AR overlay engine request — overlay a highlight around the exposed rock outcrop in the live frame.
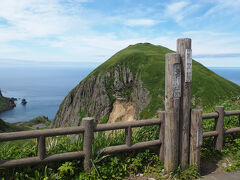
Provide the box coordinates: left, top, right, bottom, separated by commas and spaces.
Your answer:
52, 65, 151, 128
108, 100, 135, 123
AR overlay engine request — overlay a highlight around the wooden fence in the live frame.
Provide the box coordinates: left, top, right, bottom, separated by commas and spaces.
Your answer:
0, 38, 240, 173
190, 108, 240, 168
0, 118, 163, 171
0, 108, 239, 172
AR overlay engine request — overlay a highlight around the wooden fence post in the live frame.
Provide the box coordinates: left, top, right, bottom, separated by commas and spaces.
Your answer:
83, 117, 94, 172
215, 106, 224, 150
177, 38, 192, 169
238, 114, 240, 127
190, 108, 202, 168
158, 110, 165, 162
164, 53, 181, 172
125, 127, 132, 147
37, 136, 46, 160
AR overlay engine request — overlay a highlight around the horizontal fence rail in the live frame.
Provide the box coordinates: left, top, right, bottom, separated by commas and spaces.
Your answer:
0, 151, 85, 169
202, 108, 240, 150
95, 118, 161, 132
0, 126, 85, 141
98, 140, 161, 155
0, 117, 163, 170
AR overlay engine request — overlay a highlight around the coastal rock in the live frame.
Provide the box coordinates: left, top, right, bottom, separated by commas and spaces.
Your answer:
0, 91, 16, 113
21, 98, 27, 105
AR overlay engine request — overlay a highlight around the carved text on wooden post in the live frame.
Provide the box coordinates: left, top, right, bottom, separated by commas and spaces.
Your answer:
185, 49, 192, 82
196, 127, 202, 148
172, 64, 181, 98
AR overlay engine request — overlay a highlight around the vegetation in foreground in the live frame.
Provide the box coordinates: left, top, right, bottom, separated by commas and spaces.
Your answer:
0, 97, 239, 179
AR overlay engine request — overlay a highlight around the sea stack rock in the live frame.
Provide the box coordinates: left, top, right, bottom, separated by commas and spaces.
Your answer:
21, 98, 27, 105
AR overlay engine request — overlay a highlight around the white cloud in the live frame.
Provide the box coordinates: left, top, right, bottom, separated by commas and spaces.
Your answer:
183, 30, 240, 55
0, 0, 239, 68
0, 0, 88, 42
165, 1, 189, 22
204, 0, 240, 17
124, 19, 159, 27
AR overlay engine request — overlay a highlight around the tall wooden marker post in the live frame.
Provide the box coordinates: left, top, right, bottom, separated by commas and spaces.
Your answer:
164, 53, 181, 172
177, 38, 192, 169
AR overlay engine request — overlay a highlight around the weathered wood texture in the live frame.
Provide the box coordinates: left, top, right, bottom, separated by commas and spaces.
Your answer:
82, 117, 94, 172
0, 118, 163, 169
0, 126, 85, 142
158, 110, 165, 162
189, 109, 202, 168
95, 118, 161, 131
202, 112, 218, 119
98, 140, 161, 154
0, 151, 85, 168
37, 136, 46, 160
164, 53, 181, 172
214, 106, 224, 150
201, 109, 240, 137
177, 38, 192, 169
239, 114, 240, 127
225, 127, 240, 134
125, 127, 132, 147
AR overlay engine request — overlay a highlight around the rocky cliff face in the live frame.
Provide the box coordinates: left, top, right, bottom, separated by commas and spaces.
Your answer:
53, 65, 150, 128
52, 43, 240, 128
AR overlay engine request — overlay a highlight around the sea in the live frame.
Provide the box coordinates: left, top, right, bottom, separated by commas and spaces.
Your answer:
0, 63, 239, 123
0, 62, 97, 123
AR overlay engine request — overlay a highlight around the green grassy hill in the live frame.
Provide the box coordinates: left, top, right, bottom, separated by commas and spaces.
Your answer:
90, 43, 239, 107
53, 43, 240, 127
0, 116, 50, 133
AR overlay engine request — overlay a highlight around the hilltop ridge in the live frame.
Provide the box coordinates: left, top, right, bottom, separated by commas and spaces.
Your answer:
52, 43, 240, 128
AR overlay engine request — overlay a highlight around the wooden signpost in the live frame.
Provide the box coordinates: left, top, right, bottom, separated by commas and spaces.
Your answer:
164, 53, 181, 172
164, 38, 192, 172
177, 38, 192, 169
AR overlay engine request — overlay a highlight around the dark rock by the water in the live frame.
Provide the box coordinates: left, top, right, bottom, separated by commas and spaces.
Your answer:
9, 99, 16, 108
11, 97, 17, 101
0, 90, 2, 97
21, 98, 27, 105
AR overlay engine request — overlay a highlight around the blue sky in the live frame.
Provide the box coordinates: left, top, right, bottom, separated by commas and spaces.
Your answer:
0, 0, 240, 67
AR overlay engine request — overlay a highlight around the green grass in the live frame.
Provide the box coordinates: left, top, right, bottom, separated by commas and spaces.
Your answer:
0, 116, 50, 133
0, 96, 12, 112
53, 43, 240, 125
0, 98, 239, 179
0, 118, 31, 133
0, 129, 199, 180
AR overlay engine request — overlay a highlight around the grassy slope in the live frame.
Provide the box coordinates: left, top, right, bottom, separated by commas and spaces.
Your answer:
62, 43, 240, 120
0, 116, 50, 133
0, 118, 28, 133
0, 96, 12, 112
